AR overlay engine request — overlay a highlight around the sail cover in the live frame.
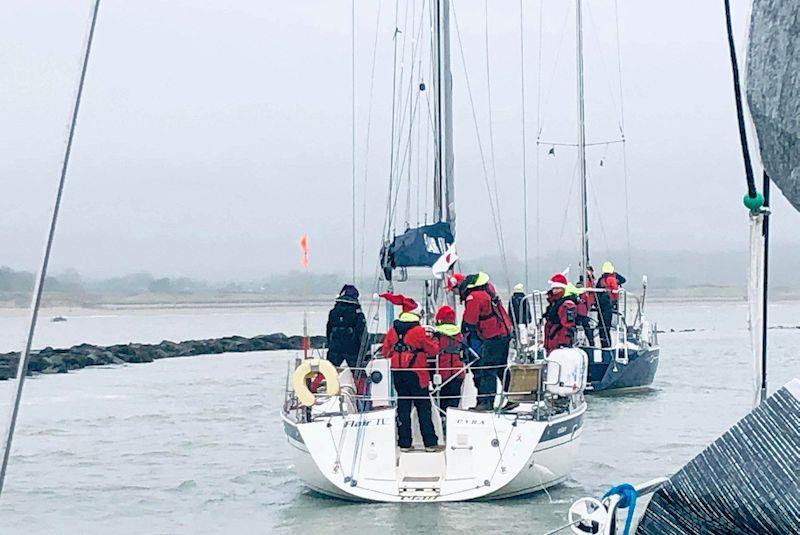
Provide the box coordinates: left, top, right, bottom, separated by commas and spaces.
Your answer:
382, 222, 454, 270
746, 1, 800, 210
637, 379, 800, 534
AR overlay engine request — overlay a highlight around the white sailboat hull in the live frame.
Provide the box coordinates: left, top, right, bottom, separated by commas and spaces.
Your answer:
283, 403, 585, 502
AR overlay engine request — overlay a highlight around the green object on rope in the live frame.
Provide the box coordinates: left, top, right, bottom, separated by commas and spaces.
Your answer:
743, 191, 765, 211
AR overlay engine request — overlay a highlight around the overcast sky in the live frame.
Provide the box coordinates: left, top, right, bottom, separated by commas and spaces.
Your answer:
1, 0, 797, 282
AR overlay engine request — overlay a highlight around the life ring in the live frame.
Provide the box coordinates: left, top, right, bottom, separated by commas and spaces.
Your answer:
292, 358, 340, 407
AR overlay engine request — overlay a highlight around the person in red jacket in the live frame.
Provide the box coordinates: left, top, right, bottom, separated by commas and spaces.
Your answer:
432, 305, 465, 415
447, 272, 513, 411
543, 273, 579, 353
380, 294, 439, 451
596, 261, 627, 347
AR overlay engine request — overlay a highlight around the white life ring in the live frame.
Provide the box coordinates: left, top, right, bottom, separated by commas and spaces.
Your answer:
292, 358, 340, 407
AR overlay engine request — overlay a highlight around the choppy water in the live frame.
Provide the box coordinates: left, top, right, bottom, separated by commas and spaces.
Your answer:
0, 300, 797, 534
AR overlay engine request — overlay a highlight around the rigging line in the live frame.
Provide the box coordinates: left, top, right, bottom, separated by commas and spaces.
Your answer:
352, 0, 357, 282
723, 0, 756, 198
584, 2, 623, 132
520, 0, 529, 290
388, 90, 425, 229
389, 0, 411, 218
484, 0, 499, 208
613, 0, 633, 274
587, 172, 611, 260
483, 0, 509, 289
613, 0, 626, 132
359, 0, 384, 286
553, 157, 581, 262
537, 3, 573, 139
388, 3, 423, 198
538, 139, 623, 147
0, 0, 101, 496
383, 0, 402, 244
451, 0, 511, 290
535, 0, 543, 284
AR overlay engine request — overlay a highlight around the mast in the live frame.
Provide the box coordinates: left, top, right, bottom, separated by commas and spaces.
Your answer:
575, 0, 590, 277
434, 0, 455, 306
434, 0, 455, 234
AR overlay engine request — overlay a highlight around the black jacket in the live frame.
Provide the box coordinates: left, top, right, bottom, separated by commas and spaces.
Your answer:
326, 296, 367, 366
509, 292, 532, 325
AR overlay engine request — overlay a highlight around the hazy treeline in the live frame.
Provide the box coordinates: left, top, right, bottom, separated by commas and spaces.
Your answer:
1, 245, 798, 306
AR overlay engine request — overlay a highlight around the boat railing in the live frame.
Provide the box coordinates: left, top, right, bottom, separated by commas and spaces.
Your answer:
283, 354, 580, 422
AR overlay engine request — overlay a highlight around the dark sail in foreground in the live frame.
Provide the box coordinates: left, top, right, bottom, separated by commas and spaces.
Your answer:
747, 1, 800, 210
637, 379, 800, 534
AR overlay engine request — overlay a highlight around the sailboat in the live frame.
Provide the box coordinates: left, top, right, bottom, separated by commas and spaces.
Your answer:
281, 0, 588, 502
562, 1, 800, 532
530, 0, 660, 393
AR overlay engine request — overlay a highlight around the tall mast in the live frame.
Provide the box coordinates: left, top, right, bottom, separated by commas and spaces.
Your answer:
434, 0, 455, 235
433, 0, 455, 306
576, 0, 590, 276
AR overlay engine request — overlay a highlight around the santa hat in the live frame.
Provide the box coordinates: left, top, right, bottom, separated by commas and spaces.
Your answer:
548, 273, 568, 289
434, 305, 456, 324
379, 292, 421, 315
445, 272, 465, 292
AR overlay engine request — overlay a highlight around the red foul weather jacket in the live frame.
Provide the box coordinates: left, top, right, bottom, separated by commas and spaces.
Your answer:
462, 283, 513, 341
598, 273, 621, 302
433, 327, 465, 381
381, 320, 439, 388
544, 296, 578, 353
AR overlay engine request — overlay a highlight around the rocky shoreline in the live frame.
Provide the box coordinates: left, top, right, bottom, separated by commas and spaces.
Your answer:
0, 333, 331, 380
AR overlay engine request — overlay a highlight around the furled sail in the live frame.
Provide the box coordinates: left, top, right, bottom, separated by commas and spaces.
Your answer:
746, 1, 800, 210
380, 221, 454, 279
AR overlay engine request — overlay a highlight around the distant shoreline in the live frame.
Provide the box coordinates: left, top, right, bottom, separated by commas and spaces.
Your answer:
0, 287, 798, 312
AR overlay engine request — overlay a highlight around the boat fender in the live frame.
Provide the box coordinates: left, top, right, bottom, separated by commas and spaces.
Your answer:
292, 358, 340, 407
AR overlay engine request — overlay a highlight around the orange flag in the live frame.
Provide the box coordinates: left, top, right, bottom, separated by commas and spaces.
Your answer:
299, 234, 309, 268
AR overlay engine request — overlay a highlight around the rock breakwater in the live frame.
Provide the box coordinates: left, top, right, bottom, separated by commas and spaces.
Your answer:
0, 333, 331, 380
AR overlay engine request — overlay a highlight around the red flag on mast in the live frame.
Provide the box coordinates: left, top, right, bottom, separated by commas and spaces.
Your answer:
299, 234, 309, 269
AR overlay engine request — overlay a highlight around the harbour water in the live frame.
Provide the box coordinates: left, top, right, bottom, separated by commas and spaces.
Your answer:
0, 299, 797, 534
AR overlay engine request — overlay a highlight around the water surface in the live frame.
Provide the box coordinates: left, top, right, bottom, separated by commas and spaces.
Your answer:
0, 300, 797, 534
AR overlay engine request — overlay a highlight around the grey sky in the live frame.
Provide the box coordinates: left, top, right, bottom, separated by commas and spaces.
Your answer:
1, 0, 797, 282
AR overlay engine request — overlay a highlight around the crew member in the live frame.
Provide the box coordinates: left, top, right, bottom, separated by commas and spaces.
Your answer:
380, 294, 439, 452
543, 274, 579, 353
432, 305, 464, 415
508, 283, 532, 345
576, 267, 596, 348
596, 261, 627, 347
447, 272, 513, 411
325, 284, 367, 368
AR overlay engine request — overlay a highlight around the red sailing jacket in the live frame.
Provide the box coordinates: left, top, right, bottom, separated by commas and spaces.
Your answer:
544, 296, 578, 352
381, 320, 438, 388
598, 273, 620, 302
462, 283, 513, 341
433, 327, 465, 381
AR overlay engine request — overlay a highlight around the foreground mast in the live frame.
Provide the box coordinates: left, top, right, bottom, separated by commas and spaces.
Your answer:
575, 0, 590, 275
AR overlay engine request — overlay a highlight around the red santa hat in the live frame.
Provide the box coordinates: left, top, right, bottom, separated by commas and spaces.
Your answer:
434, 305, 456, 324
379, 293, 421, 315
444, 272, 465, 292
548, 273, 568, 289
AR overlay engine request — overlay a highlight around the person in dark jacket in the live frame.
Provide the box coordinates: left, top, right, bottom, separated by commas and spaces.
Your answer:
596, 262, 627, 347
325, 284, 367, 368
